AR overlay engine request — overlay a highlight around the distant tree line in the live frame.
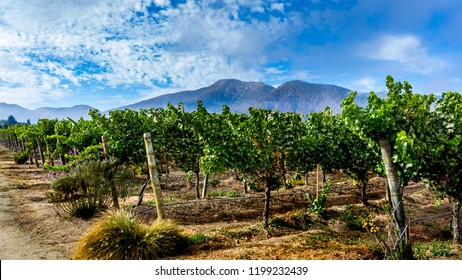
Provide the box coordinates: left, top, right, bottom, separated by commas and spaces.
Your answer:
0, 115, 31, 128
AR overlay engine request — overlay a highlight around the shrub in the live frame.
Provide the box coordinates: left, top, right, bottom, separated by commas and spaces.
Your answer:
13, 151, 29, 164
48, 173, 84, 202
48, 159, 136, 218
72, 211, 187, 260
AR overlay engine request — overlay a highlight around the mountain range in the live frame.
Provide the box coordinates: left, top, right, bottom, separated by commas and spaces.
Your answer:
113, 79, 354, 114
0, 104, 95, 123
1, 79, 375, 123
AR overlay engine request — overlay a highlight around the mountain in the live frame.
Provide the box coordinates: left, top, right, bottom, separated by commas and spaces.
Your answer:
1, 79, 374, 123
115, 79, 354, 115
256, 80, 352, 114
114, 79, 275, 113
0, 103, 95, 123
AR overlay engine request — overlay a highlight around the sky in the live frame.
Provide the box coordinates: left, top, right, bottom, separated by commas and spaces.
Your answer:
0, 0, 461, 111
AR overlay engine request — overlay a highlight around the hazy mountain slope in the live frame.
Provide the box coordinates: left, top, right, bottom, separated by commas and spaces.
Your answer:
0, 103, 94, 123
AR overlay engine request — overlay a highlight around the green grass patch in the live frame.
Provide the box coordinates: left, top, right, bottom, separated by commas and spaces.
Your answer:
413, 241, 456, 260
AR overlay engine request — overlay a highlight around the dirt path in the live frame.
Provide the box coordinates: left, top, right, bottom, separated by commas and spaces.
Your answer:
0, 148, 89, 260
0, 172, 56, 259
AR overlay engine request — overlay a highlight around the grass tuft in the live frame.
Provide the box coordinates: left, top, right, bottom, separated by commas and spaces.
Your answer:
72, 210, 187, 260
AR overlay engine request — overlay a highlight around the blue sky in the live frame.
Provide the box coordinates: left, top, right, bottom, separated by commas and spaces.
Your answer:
0, 0, 461, 110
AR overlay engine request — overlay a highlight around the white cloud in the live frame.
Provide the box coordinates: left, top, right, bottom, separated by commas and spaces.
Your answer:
364, 34, 448, 75
0, 86, 67, 108
270, 3, 285, 13
153, 0, 170, 7
0, 0, 301, 108
251, 6, 265, 13
351, 76, 379, 92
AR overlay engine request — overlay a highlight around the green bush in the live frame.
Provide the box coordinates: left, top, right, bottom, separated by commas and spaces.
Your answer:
48, 173, 84, 202
72, 211, 187, 260
13, 151, 29, 164
48, 159, 136, 218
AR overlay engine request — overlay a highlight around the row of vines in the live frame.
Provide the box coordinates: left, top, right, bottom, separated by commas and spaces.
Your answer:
1, 76, 461, 259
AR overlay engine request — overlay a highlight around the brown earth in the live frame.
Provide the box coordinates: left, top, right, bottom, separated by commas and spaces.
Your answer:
0, 146, 460, 260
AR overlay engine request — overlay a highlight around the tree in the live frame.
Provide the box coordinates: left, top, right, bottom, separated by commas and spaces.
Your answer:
36, 118, 58, 165
6, 115, 18, 126
336, 117, 380, 205
341, 76, 434, 259
236, 108, 302, 227
397, 91, 462, 243
161, 103, 204, 199
199, 105, 253, 194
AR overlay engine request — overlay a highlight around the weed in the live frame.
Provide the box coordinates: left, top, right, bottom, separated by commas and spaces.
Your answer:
208, 189, 239, 198
187, 233, 218, 245
225, 190, 239, 197
306, 182, 332, 215
13, 150, 29, 164
209, 177, 220, 188
269, 210, 313, 231
339, 205, 370, 231
413, 241, 456, 260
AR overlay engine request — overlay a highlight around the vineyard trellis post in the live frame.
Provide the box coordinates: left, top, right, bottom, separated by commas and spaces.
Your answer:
144, 132, 165, 220
101, 134, 109, 159
201, 173, 209, 198
316, 163, 321, 199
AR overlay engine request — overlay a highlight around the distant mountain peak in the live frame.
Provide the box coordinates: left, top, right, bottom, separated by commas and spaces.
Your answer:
113, 79, 356, 114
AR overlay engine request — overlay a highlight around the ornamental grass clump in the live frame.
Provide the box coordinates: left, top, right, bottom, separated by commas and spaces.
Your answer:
72, 211, 187, 260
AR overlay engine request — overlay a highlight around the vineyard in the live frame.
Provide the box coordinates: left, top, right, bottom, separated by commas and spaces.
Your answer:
0, 76, 461, 260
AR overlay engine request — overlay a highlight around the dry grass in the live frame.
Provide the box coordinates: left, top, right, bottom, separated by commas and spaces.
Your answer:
72, 210, 186, 260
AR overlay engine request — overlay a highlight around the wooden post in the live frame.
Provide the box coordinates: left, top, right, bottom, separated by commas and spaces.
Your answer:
316, 163, 321, 200
144, 132, 165, 220
194, 172, 200, 199
102, 134, 109, 158
201, 173, 209, 198
453, 202, 461, 244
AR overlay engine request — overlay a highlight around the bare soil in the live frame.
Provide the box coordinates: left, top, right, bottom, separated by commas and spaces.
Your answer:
0, 146, 460, 260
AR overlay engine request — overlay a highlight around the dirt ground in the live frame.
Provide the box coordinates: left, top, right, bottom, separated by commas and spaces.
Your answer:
0, 146, 460, 260
0, 147, 92, 260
